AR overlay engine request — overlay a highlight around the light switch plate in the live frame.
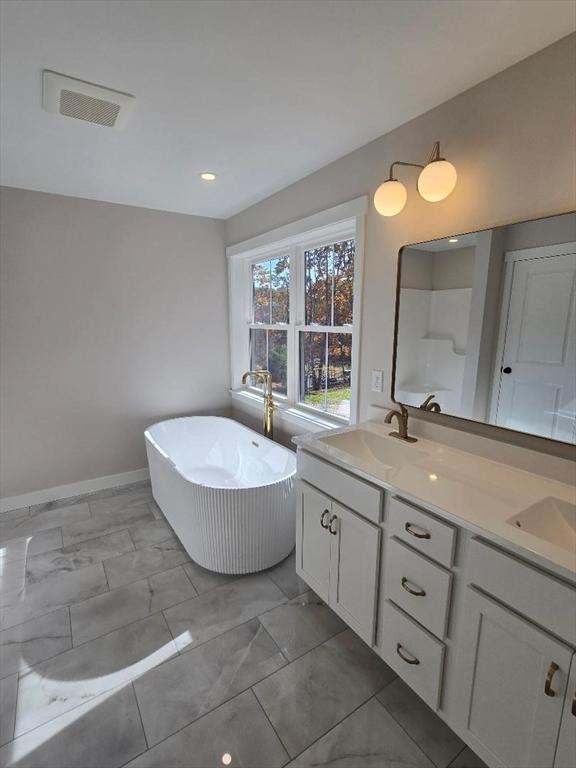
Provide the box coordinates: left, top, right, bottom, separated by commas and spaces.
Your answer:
371, 369, 383, 392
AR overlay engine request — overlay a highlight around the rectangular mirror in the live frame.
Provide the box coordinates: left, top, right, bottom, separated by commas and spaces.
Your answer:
393, 212, 576, 445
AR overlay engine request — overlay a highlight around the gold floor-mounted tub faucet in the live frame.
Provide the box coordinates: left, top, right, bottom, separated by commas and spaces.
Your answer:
242, 370, 276, 439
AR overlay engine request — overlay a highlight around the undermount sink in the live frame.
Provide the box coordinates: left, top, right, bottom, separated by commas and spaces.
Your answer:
318, 428, 426, 468
507, 497, 576, 553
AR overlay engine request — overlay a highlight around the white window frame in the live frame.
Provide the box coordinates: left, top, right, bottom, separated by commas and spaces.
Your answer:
227, 197, 367, 430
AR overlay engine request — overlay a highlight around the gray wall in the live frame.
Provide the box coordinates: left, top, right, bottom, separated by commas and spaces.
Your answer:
503, 212, 576, 251
401, 247, 475, 290
226, 34, 576, 470
432, 248, 475, 290
0, 188, 230, 498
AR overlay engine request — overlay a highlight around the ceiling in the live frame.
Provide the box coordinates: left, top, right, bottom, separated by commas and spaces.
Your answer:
1, 1, 574, 219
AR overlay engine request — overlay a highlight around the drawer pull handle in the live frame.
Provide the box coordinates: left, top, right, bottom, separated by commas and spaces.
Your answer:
401, 577, 426, 597
405, 522, 431, 540
544, 662, 559, 697
320, 510, 330, 529
571, 691, 576, 717
396, 643, 420, 665
328, 514, 338, 535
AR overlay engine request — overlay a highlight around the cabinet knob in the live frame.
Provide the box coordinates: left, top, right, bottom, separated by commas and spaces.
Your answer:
401, 577, 426, 597
328, 514, 338, 535
544, 662, 559, 697
320, 510, 330, 529
396, 643, 420, 665
405, 522, 431, 540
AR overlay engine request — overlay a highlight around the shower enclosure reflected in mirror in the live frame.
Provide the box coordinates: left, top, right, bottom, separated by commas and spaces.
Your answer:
393, 212, 576, 444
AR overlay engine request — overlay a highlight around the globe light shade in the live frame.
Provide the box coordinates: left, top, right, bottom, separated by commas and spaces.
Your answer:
417, 159, 457, 203
374, 179, 407, 217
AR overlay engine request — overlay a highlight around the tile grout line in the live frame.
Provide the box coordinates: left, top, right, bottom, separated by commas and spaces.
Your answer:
250, 686, 292, 764
371, 691, 444, 768
447, 745, 469, 767
130, 680, 150, 753
70, 575, 196, 650
255, 617, 289, 663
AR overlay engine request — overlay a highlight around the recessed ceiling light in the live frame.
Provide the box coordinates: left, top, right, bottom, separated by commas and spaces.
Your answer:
200, 172, 216, 181
448, 238, 458, 243
429, 473, 438, 481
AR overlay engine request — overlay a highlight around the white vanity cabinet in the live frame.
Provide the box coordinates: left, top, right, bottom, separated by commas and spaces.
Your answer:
454, 538, 576, 768
298, 482, 333, 602
296, 476, 381, 643
294, 445, 576, 768
555, 656, 576, 768
456, 587, 573, 768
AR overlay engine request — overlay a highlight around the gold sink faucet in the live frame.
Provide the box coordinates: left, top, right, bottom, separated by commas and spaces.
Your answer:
384, 404, 418, 443
242, 370, 276, 439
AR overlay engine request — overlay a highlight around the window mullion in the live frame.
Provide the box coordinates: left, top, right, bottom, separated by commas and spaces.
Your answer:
288, 244, 300, 407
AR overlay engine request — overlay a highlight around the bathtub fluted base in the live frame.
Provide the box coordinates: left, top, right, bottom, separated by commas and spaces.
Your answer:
145, 420, 296, 574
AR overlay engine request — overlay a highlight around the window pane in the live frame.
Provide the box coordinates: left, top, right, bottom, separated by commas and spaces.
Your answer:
252, 256, 289, 324
249, 328, 287, 396
252, 262, 270, 323
268, 330, 287, 395
271, 257, 290, 324
300, 331, 351, 419
304, 239, 354, 326
301, 331, 326, 406
305, 247, 331, 325
333, 240, 355, 326
326, 332, 352, 418
250, 328, 267, 370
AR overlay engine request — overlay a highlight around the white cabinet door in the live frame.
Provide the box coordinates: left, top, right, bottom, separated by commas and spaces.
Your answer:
328, 502, 380, 644
297, 482, 332, 602
555, 652, 576, 768
457, 587, 572, 768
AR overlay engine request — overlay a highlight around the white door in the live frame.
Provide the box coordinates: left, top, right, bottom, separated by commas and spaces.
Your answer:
495, 249, 576, 442
555, 652, 576, 768
296, 482, 332, 602
457, 588, 572, 768
328, 502, 380, 644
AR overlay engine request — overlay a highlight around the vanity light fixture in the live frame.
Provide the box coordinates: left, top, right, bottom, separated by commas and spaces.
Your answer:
374, 141, 457, 217
200, 172, 217, 181
449, 238, 459, 243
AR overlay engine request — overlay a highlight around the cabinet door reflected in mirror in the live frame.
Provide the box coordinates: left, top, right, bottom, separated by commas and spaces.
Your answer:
394, 212, 576, 444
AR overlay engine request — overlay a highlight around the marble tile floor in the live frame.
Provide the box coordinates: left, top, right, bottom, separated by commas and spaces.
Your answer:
0, 483, 488, 768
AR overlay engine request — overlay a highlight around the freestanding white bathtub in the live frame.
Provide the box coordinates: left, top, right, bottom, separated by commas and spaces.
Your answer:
144, 416, 296, 574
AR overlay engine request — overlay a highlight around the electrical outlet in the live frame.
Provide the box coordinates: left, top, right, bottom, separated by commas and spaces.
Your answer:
371, 369, 383, 392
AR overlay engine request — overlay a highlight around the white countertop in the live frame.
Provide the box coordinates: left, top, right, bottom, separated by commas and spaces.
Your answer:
293, 420, 576, 583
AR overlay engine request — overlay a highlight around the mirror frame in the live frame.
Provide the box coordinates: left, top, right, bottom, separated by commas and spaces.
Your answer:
391, 210, 576, 452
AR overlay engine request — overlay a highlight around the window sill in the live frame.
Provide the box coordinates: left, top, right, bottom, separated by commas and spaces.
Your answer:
230, 389, 347, 433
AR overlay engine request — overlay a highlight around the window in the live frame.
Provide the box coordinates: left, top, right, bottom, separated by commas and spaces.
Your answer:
300, 239, 355, 418
249, 256, 289, 395
228, 199, 366, 427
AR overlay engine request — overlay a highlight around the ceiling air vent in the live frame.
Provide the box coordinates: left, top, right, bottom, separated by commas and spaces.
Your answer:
42, 71, 135, 129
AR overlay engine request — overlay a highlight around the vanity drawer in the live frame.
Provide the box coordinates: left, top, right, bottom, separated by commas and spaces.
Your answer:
388, 496, 456, 568
467, 537, 576, 643
378, 599, 445, 710
384, 537, 452, 639
297, 451, 382, 523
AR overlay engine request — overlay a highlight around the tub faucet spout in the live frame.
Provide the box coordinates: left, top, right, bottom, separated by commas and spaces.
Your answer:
242, 370, 276, 439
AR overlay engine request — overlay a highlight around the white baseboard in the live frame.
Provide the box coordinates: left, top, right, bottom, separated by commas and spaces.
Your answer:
0, 468, 150, 513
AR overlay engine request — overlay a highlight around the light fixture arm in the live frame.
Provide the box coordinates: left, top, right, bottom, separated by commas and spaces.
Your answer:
387, 141, 443, 180
387, 160, 423, 181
